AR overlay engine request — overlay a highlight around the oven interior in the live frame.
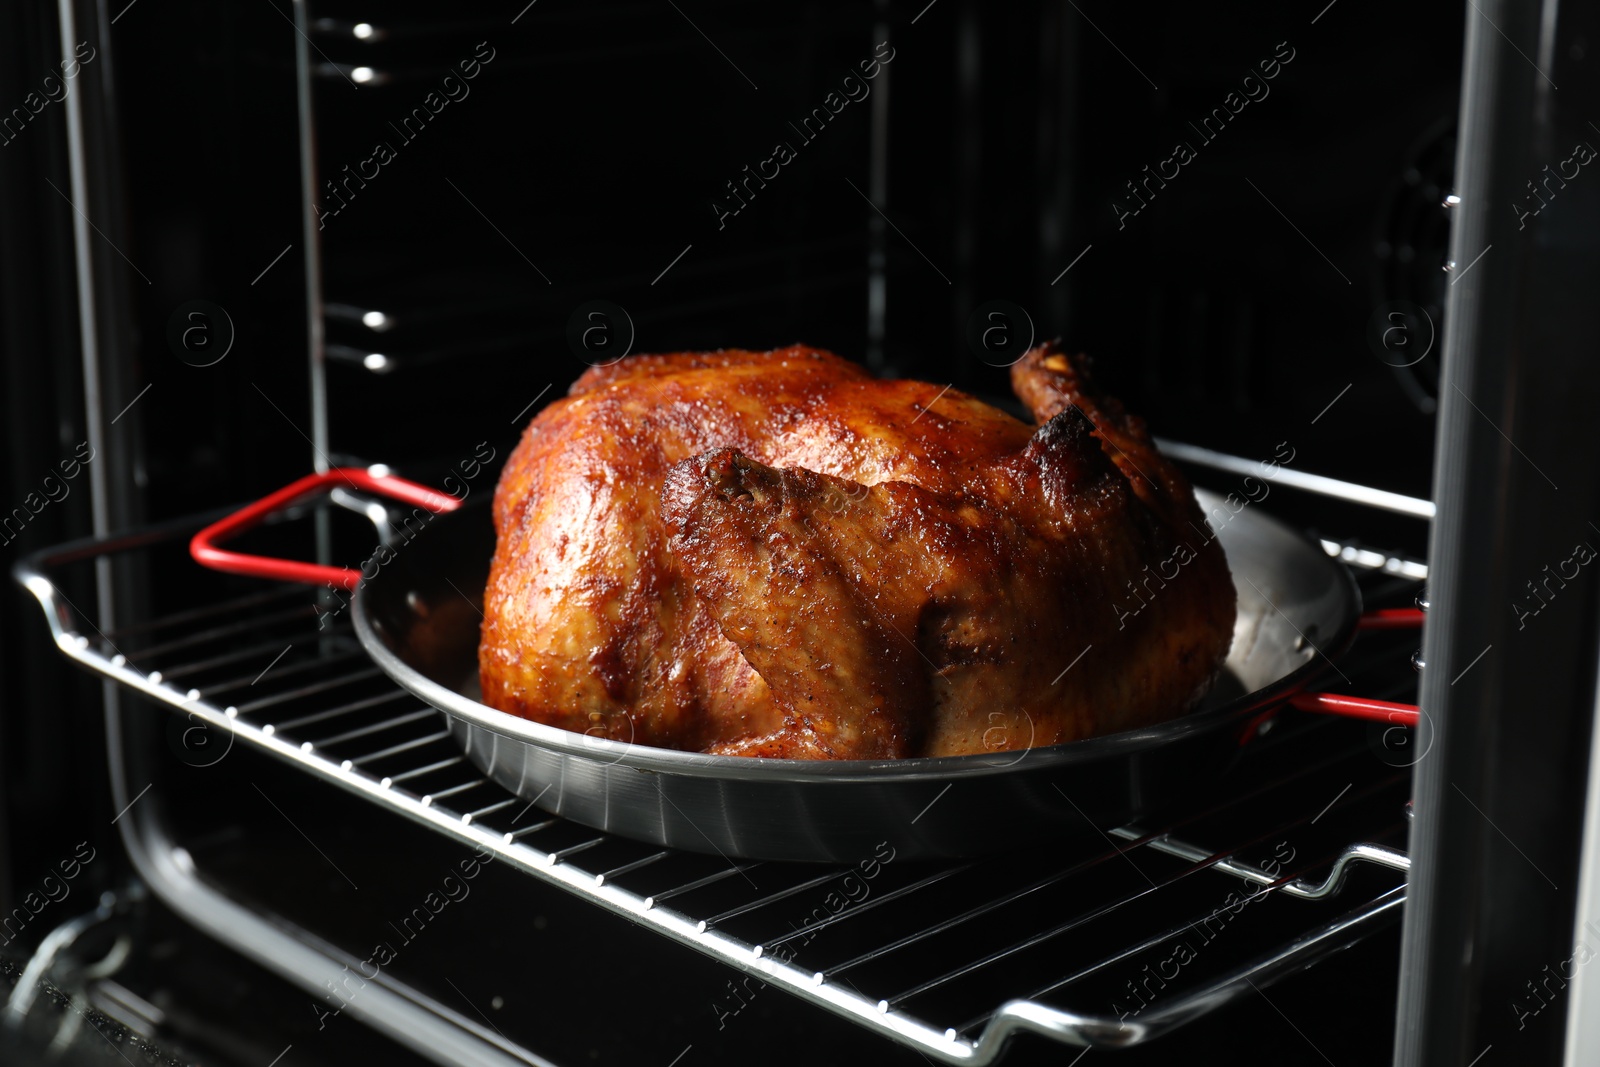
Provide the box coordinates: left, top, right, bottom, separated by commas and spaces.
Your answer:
0, 0, 1473, 1063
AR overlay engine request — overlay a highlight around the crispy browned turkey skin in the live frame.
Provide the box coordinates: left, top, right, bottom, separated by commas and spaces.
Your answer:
479, 344, 1236, 759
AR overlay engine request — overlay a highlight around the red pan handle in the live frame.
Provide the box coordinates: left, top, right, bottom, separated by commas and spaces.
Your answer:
1357, 608, 1426, 630
1296, 609, 1422, 722
1289, 691, 1420, 727
190, 468, 462, 591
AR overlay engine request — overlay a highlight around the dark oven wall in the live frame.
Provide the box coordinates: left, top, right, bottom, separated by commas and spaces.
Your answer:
12, 0, 1465, 543
0, 0, 310, 946
292, 0, 1456, 548
9, 0, 1464, 534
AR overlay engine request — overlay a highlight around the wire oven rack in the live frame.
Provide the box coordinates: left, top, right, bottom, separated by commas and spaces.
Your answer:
15, 507, 1420, 1065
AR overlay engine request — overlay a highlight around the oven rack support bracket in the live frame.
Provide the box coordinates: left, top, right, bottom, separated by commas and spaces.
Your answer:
14, 518, 1415, 1066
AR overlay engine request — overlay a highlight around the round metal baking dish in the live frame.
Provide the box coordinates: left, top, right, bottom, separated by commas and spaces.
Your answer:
353, 489, 1360, 863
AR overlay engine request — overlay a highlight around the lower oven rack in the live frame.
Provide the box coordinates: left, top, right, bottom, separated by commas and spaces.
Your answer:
14, 510, 1419, 1065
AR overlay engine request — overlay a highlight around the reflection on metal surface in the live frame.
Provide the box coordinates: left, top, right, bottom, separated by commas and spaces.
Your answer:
1157, 438, 1436, 520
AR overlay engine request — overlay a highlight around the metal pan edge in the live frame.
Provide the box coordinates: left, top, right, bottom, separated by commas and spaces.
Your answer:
352, 490, 1361, 785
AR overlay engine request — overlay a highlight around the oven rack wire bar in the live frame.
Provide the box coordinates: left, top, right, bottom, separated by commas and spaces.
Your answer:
1157, 437, 1436, 522
14, 516, 1419, 1065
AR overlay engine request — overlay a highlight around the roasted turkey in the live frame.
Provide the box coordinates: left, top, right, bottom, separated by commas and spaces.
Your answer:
479, 343, 1236, 759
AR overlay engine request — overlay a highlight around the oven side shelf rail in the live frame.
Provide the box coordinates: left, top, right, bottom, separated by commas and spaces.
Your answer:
11, 513, 1417, 1066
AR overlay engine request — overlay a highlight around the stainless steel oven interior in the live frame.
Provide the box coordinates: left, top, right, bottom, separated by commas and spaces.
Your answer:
2, 0, 1599, 1065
